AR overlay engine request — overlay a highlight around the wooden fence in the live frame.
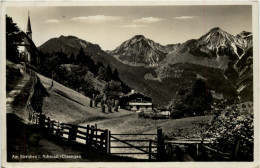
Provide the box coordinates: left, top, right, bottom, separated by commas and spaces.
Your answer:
30, 113, 164, 160
109, 129, 164, 160
32, 114, 110, 153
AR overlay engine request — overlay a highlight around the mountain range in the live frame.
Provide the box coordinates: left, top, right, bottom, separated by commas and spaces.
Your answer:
38, 27, 253, 106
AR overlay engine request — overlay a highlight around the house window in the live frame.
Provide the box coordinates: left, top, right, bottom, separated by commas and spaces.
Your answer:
136, 98, 142, 102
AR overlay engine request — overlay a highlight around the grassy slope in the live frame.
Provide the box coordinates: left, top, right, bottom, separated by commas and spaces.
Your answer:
38, 74, 134, 124
86, 113, 213, 138
38, 72, 213, 138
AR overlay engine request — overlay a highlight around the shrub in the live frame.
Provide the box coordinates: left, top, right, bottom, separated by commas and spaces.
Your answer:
204, 105, 253, 161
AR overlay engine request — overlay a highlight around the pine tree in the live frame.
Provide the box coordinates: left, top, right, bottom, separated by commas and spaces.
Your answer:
112, 68, 120, 81
75, 48, 85, 64
69, 53, 75, 63
105, 65, 113, 81
6, 15, 23, 63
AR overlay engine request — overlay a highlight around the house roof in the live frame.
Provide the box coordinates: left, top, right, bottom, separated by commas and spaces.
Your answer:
120, 92, 152, 100
20, 31, 39, 56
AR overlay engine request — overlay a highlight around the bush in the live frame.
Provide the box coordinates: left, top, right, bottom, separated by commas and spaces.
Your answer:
170, 109, 184, 119
204, 105, 253, 161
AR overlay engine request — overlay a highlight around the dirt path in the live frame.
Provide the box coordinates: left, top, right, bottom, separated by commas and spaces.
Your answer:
6, 68, 30, 114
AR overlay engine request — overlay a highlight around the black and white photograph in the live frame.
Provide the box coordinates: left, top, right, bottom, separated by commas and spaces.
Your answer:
1, 1, 259, 167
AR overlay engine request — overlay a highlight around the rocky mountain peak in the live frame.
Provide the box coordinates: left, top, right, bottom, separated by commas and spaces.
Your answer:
110, 35, 179, 66
236, 31, 252, 38
132, 35, 145, 39
38, 35, 102, 56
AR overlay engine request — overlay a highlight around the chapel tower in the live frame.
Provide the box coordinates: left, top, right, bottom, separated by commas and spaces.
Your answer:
26, 11, 32, 39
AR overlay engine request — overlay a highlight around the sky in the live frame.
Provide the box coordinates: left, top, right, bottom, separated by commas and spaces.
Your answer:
7, 5, 252, 50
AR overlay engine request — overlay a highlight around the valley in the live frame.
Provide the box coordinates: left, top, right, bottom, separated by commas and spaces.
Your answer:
38, 27, 253, 106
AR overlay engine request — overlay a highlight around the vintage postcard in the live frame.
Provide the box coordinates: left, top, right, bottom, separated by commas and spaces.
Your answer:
1, 1, 259, 168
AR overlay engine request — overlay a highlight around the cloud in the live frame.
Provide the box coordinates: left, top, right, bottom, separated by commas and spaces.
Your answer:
71, 15, 123, 23
120, 24, 146, 28
133, 17, 163, 23
174, 16, 198, 20
45, 19, 63, 23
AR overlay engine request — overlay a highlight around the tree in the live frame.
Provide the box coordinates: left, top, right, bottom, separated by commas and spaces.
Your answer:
69, 53, 75, 63
189, 79, 213, 116
105, 65, 113, 81
75, 48, 95, 71
121, 80, 131, 94
6, 15, 23, 63
75, 48, 85, 64
98, 66, 106, 80
104, 80, 122, 100
168, 79, 213, 118
112, 68, 120, 81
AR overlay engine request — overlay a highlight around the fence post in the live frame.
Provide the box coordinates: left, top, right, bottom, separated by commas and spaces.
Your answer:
47, 117, 51, 130
85, 125, 90, 145
39, 114, 46, 128
149, 139, 152, 160
58, 122, 63, 137
108, 131, 111, 154
51, 121, 54, 134
157, 128, 164, 161
89, 127, 94, 147
104, 130, 111, 154
95, 124, 98, 146
35, 114, 38, 124
104, 130, 109, 154
68, 125, 78, 142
